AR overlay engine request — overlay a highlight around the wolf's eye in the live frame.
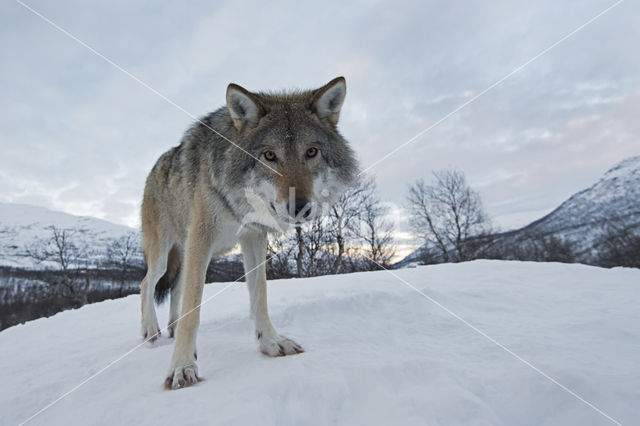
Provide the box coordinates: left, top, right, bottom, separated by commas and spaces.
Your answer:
264, 151, 277, 162
306, 147, 319, 158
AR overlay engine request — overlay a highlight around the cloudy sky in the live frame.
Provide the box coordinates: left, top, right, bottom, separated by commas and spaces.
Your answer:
1, 0, 639, 257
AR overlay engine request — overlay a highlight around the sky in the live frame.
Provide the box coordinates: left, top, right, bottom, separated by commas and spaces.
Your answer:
1, 0, 639, 258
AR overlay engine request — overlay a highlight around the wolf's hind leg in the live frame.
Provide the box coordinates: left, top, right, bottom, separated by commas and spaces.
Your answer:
168, 268, 183, 338
240, 232, 304, 357
140, 245, 169, 343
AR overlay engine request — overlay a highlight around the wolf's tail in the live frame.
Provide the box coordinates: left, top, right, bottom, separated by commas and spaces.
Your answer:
154, 246, 181, 304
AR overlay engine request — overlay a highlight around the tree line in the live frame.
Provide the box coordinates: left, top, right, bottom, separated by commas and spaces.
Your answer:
24, 227, 143, 305
1, 230, 144, 330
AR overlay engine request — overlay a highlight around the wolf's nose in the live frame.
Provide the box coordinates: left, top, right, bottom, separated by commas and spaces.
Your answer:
289, 198, 311, 218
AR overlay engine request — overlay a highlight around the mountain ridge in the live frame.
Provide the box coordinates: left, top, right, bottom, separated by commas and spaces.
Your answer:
0, 201, 140, 269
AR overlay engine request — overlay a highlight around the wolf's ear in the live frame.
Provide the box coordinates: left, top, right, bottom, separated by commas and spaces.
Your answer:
310, 77, 346, 125
226, 84, 265, 131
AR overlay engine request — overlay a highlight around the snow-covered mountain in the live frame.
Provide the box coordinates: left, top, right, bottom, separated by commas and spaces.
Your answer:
1, 261, 638, 425
0, 202, 141, 268
399, 155, 640, 266
514, 155, 640, 258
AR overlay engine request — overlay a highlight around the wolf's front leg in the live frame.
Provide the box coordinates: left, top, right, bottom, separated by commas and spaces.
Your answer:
240, 232, 304, 356
165, 220, 213, 390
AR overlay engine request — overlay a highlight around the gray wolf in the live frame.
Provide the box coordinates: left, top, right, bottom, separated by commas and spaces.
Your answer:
139, 77, 357, 389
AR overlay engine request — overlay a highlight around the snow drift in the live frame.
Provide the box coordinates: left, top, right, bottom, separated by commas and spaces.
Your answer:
1, 261, 638, 425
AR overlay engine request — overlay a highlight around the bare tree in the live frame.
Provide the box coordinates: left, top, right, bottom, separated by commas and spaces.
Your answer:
533, 233, 576, 263
407, 169, 490, 262
105, 232, 140, 296
514, 231, 576, 263
26, 225, 92, 304
326, 178, 367, 273
357, 177, 395, 269
295, 226, 305, 277
598, 223, 640, 268
294, 218, 334, 277
266, 232, 295, 278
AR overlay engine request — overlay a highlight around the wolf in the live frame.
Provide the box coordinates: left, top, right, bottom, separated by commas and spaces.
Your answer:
139, 77, 357, 389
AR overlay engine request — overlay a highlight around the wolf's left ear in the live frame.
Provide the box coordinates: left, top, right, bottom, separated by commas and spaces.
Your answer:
310, 77, 346, 125
226, 84, 265, 131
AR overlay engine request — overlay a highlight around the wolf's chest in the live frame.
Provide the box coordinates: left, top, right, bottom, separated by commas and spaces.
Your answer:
211, 221, 241, 256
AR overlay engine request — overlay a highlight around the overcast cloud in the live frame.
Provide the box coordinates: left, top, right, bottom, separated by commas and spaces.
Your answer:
1, 0, 639, 257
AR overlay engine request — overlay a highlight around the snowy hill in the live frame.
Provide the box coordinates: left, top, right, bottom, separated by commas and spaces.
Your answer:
398, 156, 640, 266
516, 155, 640, 259
0, 202, 141, 268
1, 261, 638, 425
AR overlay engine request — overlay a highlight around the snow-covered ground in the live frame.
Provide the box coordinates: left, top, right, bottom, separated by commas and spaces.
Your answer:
1, 261, 638, 426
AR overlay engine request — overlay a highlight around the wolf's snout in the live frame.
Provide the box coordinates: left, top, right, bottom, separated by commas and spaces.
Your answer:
288, 198, 311, 218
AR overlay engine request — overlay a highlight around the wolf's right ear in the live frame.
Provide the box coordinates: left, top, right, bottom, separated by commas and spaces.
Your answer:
226, 84, 265, 131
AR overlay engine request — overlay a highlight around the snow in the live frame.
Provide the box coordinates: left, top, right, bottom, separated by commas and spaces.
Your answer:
1, 261, 638, 426
0, 202, 140, 269
601, 155, 640, 181
0, 202, 134, 234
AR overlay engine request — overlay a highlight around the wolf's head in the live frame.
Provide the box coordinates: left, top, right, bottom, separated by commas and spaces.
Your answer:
226, 77, 357, 228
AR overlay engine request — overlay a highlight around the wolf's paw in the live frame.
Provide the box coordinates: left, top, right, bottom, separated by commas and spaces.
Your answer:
165, 363, 200, 390
141, 321, 161, 343
259, 335, 304, 357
